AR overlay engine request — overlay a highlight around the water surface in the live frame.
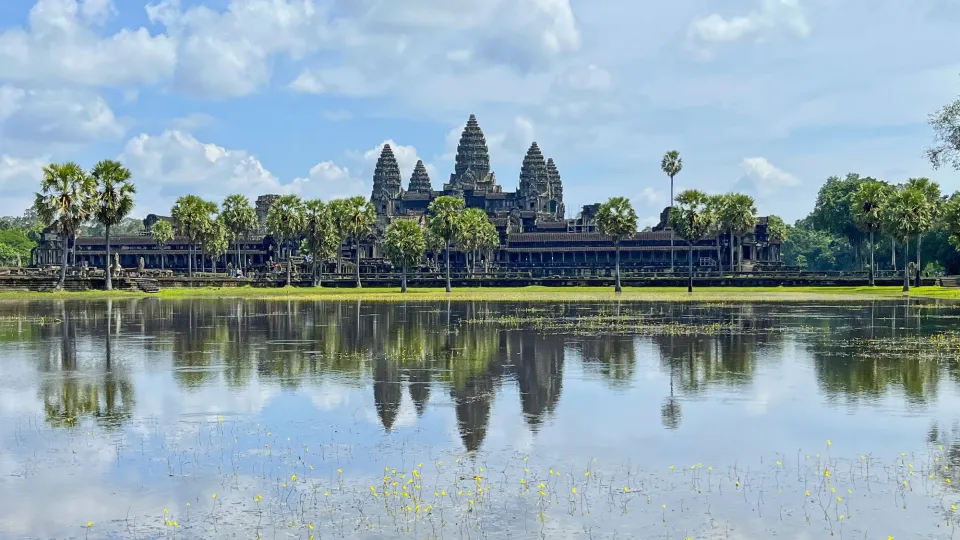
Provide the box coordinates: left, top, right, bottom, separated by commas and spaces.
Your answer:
1, 299, 959, 539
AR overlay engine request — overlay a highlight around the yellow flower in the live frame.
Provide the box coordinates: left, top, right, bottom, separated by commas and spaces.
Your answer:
824, 469, 831, 477
805, 490, 810, 496
164, 509, 168, 514
308, 523, 314, 530
212, 493, 217, 499
441, 490, 447, 496
520, 479, 526, 485
827, 439, 831, 445
86, 522, 93, 528
662, 504, 666, 509
571, 487, 577, 494
291, 474, 297, 481
540, 491, 546, 497
337, 468, 343, 474
324, 491, 330, 497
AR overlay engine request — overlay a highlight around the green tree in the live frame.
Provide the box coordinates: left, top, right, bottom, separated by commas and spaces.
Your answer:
341, 196, 376, 288
661, 150, 682, 271
907, 177, 942, 287
150, 219, 174, 270
220, 194, 257, 273
669, 190, 713, 293
457, 208, 497, 273
91, 160, 135, 290
810, 173, 866, 265
385, 220, 426, 293
171, 195, 217, 277
302, 200, 337, 287
850, 179, 891, 285
926, 84, 960, 170
33, 162, 96, 289
265, 195, 306, 286
327, 198, 350, 275
705, 195, 729, 272
0, 229, 34, 266
943, 192, 960, 253
204, 219, 229, 273
596, 196, 638, 293
720, 193, 757, 272
884, 185, 930, 292
427, 196, 465, 293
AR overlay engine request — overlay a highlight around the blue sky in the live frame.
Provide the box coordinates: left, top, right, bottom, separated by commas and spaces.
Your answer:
0, 0, 957, 227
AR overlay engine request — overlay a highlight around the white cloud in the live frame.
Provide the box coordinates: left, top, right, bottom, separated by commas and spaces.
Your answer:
733, 157, 800, 198
167, 112, 215, 132
288, 67, 378, 97
120, 130, 287, 213
635, 187, 665, 207
0, 85, 125, 145
0, 0, 176, 87
556, 64, 612, 91
688, 0, 809, 52
291, 160, 365, 200
288, 71, 326, 94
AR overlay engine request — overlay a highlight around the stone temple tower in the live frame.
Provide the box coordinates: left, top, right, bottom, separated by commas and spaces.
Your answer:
408, 160, 432, 193
546, 158, 564, 217
371, 144, 403, 218
518, 142, 548, 211
448, 114, 493, 190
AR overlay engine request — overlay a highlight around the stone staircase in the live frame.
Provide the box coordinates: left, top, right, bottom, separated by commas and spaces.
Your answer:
126, 277, 160, 293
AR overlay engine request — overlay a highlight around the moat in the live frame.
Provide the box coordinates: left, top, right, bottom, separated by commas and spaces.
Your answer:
1, 299, 959, 539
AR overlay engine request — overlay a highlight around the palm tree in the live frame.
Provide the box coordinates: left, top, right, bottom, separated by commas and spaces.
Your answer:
91, 160, 135, 290
33, 162, 96, 289
171, 195, 217, 277
385, 220, 426, 293
204, 219, 229, 273
596, 196, 638, 293
341, 196, 375, 288
220, 194, 257, 274
427, 196, 465, 293
907, 177, 941, 287
705, 194, 728, 272
884, 185, 929, 292
669, 189, 713, 293
661, 150, 682, 272
265, 195, 306, 286
851, 179, 891, 286
720, 193, 757, 272
328, 198, 350, 276
303, 199, 337, 287
150, 219, 174, 270
457, 208, 495, 273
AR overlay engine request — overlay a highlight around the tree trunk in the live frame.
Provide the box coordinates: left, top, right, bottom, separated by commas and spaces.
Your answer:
355, 239, 362, 288
236, 236, 242, 275
286, 243, 292, 286
105, 225, 113, 291
891, 237, 896, 271
728, 229, 734, 274
160, 246, 165, 270
902, 237, 910, 292
715, 235, 722, 274
188, 244, 193, 277
58, 233, 68, 290
445, 239, 452, 293
688, 243, 694, 293
868, 229, 875, 286
915, 234, 922, 288
401, 262, 408, 293
312, 253, 319, 287
614, 240, 622, 293
669, 175, 674, 272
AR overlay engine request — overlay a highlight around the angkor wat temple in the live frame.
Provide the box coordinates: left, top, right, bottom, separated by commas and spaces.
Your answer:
30, 114, 782, 274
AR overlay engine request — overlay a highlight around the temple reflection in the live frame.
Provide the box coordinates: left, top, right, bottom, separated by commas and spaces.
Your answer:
15, 299, 960, 452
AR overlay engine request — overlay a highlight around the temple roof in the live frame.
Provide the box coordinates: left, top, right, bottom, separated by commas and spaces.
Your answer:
408, 159, 432, 192
452, 114, 491, 183
519, 142, 548, 196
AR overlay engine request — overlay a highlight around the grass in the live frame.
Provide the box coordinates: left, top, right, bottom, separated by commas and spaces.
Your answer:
0, 285, 957, 302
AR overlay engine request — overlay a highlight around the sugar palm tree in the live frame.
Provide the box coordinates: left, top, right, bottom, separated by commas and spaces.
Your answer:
266, 195, 307, 286
720, 193, 757, 272
385, 220, 426, 293
705, 194, 728, 272
341, 196, 376, 288
303, 199, 338, 287
457, 208, 495, 273
328, 198, 350, 276
91, 160, 136, 290
596, 196, 638, 293
884, 185, 929, 292
204, 219, 229, 273
33, 162, 97, 289
171, 195, 217, 277
661, 150, 682, 271
669, 189, 713, 293
906, 177, 941, 287
427, 196, 465, 293
851, 179, 891, 286
150, 219, 174, 270
220, 194, 257, 274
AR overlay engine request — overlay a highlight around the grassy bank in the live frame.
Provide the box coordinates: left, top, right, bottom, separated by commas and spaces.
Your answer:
0, 285, 956, 302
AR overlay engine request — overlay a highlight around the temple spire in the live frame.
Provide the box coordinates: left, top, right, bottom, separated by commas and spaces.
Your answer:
371, 144, 403, 215
451, 114, 490, 186
408, 160, 432, 192
518, 142, 548, 205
